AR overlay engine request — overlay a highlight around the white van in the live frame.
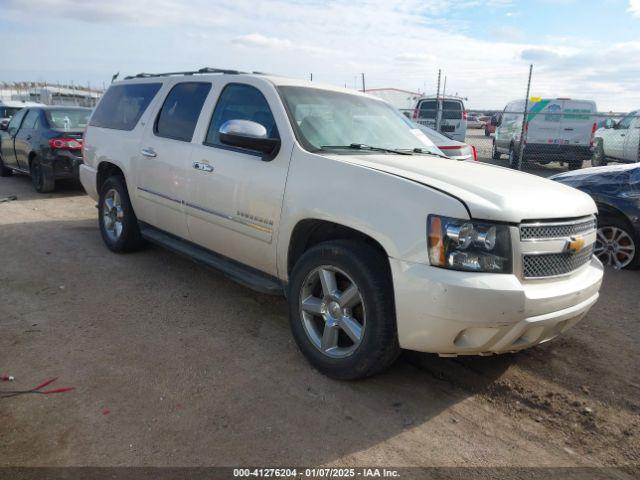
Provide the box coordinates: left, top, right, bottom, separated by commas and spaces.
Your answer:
492, 98, 597, 170
412, 95, 467, 142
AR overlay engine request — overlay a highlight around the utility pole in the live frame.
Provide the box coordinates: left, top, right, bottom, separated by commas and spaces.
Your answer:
435, 69, 442, 132
517, 64, 533, 170
361, 73, 366, 92
310, 73, 313, 81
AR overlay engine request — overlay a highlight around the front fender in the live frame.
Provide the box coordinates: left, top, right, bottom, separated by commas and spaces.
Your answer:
276, 148, 469, 281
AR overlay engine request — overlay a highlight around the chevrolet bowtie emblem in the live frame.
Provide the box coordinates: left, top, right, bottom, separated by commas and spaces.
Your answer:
566, 236, 585, 254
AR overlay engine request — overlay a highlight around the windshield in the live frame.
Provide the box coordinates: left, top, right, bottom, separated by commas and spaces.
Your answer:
46, 109, 91, 131
278, 86, 436, 154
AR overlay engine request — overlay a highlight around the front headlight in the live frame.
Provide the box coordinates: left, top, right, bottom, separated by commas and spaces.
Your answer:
427, 215, 512, 273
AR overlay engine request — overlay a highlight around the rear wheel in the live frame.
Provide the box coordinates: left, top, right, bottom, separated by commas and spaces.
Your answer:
98, 175, 144, 253
30, 156, 55, 193
491, 140, 501, 160
567, 159, 583, 170
288, 240, 399, 380
594, 216, 639, 269
0, 154, 13, 177
508, 143, 521, 170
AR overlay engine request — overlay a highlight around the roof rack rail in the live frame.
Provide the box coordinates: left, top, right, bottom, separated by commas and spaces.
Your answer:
123, 67, 248, 80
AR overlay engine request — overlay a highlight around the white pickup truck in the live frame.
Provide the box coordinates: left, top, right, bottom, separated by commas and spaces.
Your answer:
80, 69, 603, 379
592, 110, 640, 166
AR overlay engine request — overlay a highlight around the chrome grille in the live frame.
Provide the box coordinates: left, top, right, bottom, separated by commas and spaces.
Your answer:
520, 216, 597, 241
523, 245, 594, 279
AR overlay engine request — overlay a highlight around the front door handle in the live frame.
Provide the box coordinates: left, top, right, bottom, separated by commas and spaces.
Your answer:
141, 147, 157, 158
193, 161, 214, 172
26, 135, 32, 140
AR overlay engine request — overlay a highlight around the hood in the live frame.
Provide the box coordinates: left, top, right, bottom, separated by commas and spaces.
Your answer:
551, 163, 639, 184
331, 153, 597, 223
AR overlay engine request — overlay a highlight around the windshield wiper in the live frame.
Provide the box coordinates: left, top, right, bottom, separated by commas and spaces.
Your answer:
402, 147, 451, 160
320, 143, 413, 155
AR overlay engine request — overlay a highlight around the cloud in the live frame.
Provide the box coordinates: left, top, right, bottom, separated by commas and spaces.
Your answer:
0, 0, 638, 110
630, 0, 640, 17
394, 53, 436, 64
490, 26, 525, 42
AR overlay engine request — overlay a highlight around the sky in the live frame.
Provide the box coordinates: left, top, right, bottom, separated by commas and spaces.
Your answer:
1, 0, 639, 110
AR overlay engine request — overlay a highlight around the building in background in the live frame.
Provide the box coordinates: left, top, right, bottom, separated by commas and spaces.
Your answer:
0, 82, 102, 107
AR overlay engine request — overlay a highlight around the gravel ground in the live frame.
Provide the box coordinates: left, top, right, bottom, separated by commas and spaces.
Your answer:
0, 174, 638, 473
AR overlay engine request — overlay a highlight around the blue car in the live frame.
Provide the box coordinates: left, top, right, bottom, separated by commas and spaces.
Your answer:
552, 164, 640, 269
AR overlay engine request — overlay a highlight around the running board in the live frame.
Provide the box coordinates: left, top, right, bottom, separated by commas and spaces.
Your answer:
139, 224, 284, 296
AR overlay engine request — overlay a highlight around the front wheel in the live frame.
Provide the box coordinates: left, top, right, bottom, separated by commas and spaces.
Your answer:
288, 240, 400, 380
594, 217, 639, 269
98, 175, 144, 253
592, 142, 607, 167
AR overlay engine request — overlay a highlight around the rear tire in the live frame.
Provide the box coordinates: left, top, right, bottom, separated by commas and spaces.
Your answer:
0, 154, 13, 177
567, 160, 583, 170
491, 140, 501, 160
98, 175, 144, 253
508, 143, 521, 170
288, 240, 400, 380
30, 156, 55, 193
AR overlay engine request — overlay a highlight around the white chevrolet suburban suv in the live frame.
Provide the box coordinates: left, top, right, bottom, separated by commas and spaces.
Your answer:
80, 68, 604, 379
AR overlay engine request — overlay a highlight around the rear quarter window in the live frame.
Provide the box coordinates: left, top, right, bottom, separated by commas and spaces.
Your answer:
89, 83, 162, 131
154, 82, 212, 142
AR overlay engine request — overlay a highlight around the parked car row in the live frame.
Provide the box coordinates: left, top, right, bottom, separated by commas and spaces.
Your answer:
0, 106, 91, 192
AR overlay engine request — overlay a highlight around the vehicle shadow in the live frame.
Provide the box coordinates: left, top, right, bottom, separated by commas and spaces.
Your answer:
0, 172, 86, 202
0, 218, 516, 467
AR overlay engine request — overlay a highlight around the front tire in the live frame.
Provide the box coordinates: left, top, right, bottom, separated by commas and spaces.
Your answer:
288, 240, 400, 380
30, 156, 55, 193
594, 216, 639, 270
592, 141, 607, 167
98, 175, 144, 253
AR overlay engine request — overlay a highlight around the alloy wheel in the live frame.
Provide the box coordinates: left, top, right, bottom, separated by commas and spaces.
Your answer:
299, 265, 365, 358
594, 226, 635, 269
102, 188, 124, 242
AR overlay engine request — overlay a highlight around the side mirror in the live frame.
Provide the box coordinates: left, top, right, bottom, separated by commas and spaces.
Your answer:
219, 120, 280, 159
0, 121, 8, 131
493, 115, 502, 127
604, 118, 614, 129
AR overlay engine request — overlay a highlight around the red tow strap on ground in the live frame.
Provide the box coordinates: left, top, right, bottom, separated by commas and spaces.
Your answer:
0, 377, 74, 399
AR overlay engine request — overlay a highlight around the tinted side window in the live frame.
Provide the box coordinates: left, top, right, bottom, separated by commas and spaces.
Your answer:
205, 84, 279, 147
23, 109, 40, 129
155, 82, 211, 142
618, 111, 637, 130
418, 100, 436, 119
90, 83, 162, 131
7, 109, 27, 135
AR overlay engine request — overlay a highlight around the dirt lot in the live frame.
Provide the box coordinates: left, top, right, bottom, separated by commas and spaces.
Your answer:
1, 174, 639, 472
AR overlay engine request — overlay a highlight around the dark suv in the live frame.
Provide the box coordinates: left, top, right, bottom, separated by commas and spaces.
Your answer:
0, 106, 91, 192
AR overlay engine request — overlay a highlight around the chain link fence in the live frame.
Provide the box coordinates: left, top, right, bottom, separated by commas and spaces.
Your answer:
386, 63, 640, 176
400, 104, 640, 176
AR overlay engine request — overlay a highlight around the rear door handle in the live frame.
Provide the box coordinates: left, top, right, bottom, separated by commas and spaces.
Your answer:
193, 161, 214, 172
141, 147, 157, 158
